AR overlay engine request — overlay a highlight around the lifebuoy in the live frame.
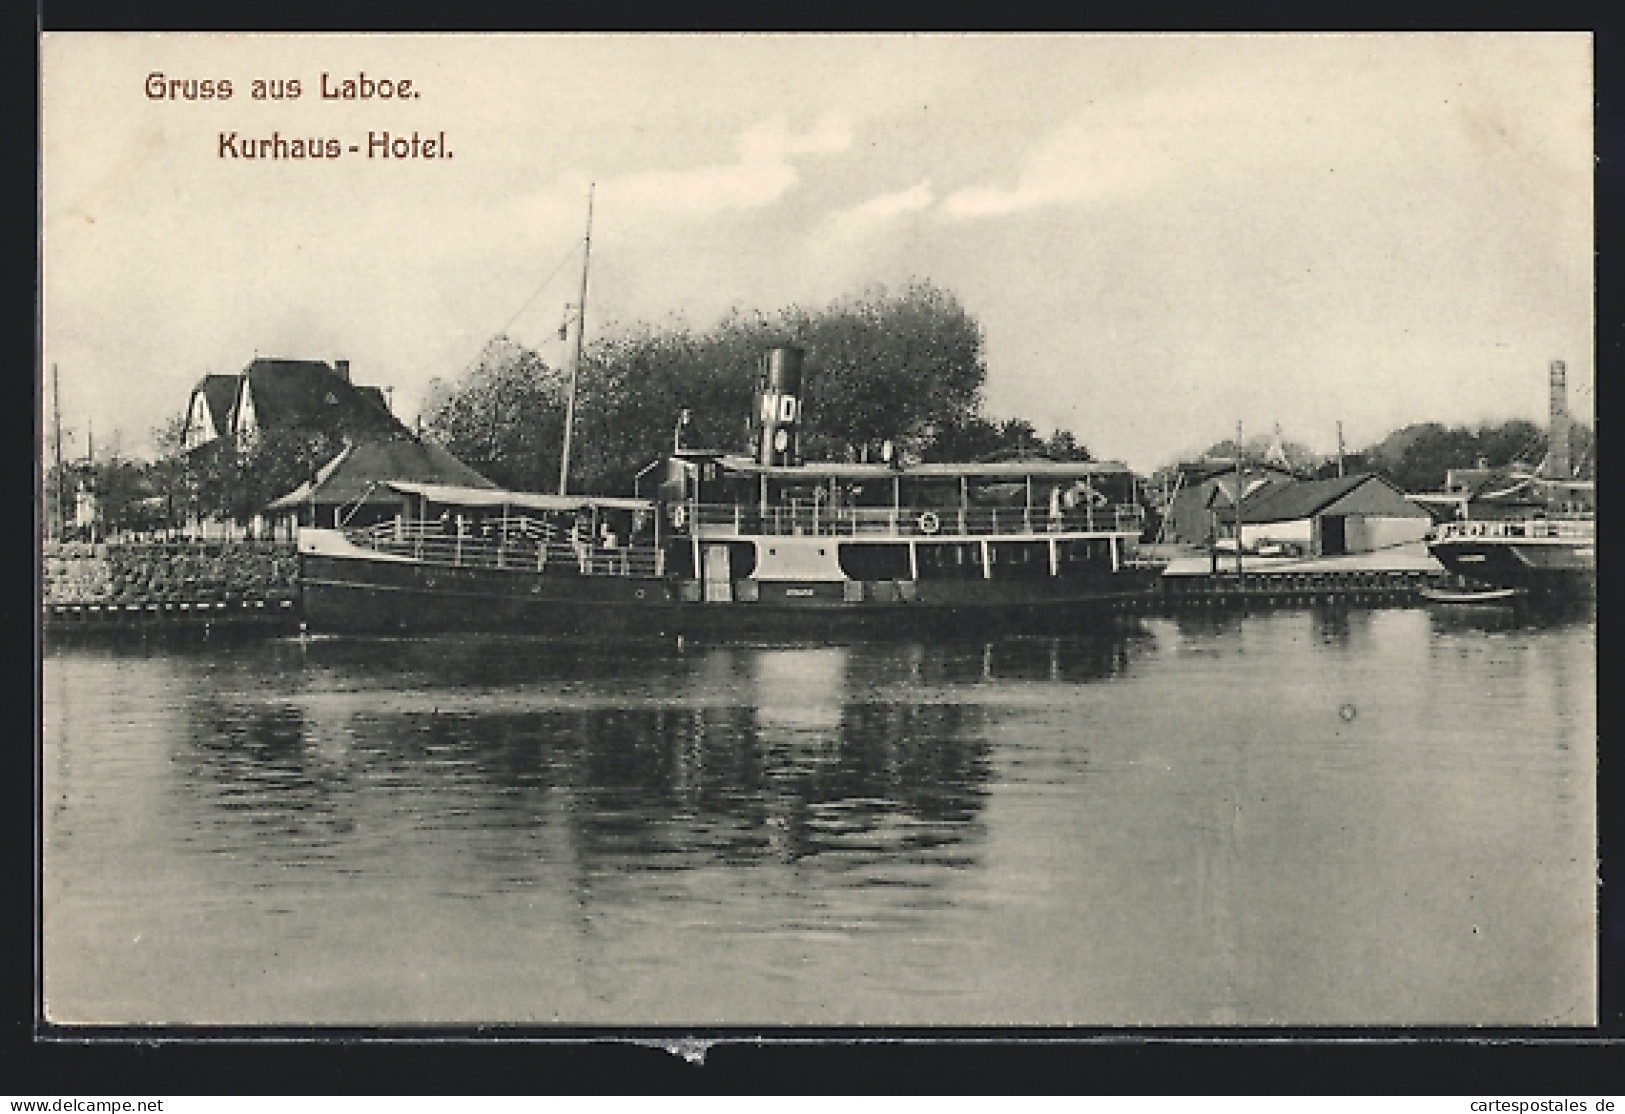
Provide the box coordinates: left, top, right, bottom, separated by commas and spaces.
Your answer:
671, 504, 688, 529
917, 510, 940, 535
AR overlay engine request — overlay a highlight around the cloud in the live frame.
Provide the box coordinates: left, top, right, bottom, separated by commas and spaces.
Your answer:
942, 109, 1189, 220
840, 179, 935, 224
801, 179, 935, 288
602, 112, 852, 216
938, 51, 1453, 220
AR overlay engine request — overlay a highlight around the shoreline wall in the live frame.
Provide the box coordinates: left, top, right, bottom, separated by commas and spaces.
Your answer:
43, 541, 298, 606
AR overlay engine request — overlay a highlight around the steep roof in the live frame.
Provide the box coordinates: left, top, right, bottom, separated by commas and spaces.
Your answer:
266, 436, 495, 509
241, 358, 406, 437
198, 374, 241, 432
1236, 473, 1425, 523
1202, 472, 1293, 510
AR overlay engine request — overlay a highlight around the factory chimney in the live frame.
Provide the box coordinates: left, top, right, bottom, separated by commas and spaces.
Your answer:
1546, 359, 1570, 480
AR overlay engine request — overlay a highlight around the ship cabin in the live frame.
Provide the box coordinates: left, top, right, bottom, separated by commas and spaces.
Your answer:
653, 450, 1146, 590
645, 344, 1148, 597
328, 480, 662, 577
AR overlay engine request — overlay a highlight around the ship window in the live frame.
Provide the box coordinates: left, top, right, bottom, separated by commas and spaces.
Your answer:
1055, 538, 1108, 577
838, 543, 911, 581
989, 541, 1050, 579
915, 542, 984, 580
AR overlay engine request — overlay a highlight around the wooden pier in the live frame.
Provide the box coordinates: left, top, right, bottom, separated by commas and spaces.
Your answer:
1154, 567, 1444, 609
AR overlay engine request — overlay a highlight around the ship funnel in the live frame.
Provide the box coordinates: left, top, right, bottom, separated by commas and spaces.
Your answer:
753, 346, 805, 467
1547, 359, 1571, 479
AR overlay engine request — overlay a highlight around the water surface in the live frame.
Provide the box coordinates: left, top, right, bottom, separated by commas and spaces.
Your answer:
42, 605, 1596, 1025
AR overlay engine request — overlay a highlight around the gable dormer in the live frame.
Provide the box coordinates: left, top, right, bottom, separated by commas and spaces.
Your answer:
235, 375, 259, 443
182, 388, 218, 450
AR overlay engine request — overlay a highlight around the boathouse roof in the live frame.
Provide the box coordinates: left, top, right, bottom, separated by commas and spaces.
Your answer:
266, 436, 495, 510
1233, 473, 1427, 524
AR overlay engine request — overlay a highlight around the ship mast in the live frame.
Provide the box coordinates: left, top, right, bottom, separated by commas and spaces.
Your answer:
557, 183, 594, 496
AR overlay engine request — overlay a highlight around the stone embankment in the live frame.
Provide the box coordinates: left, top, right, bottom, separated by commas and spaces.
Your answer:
43, 541, 300, 629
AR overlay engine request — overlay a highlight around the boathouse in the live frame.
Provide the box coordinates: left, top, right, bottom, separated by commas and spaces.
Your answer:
1217, 473, 1431, 556
265, 436, 496, 529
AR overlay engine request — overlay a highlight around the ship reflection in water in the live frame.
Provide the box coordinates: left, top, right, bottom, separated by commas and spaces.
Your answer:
43, 609, 1593, 1026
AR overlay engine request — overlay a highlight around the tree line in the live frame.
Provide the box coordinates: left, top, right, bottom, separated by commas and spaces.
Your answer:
421, 281, 1092, 496
47, 277, 1592, 539
1182, 417, 1593, 494
1339, 419, 1594, 492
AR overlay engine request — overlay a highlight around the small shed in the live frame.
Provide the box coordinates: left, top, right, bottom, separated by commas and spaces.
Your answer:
1221, 473, 1432, 556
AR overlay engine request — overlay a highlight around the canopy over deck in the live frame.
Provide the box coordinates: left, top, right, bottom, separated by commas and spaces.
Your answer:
702, 453, 1133, 480
380, 481, 654, 514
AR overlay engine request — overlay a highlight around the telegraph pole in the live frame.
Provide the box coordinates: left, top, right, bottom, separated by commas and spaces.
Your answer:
558, 183, 594, 496
1336, 420, 1345, 478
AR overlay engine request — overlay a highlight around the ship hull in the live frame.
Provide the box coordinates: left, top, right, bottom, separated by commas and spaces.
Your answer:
1427, 534, 1594, 601
299, 551, 1160, 639
667, 571, 1161, 639
299, 550, 676, 636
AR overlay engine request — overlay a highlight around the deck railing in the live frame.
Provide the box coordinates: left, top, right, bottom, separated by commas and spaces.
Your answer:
1433, 518, 1594, 542
341, 517, 662, 577
688, 502, 1145, 538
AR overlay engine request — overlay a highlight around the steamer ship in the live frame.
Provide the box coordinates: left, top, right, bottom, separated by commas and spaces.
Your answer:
1426, 513, 1594, 602
1421, 359, 1594, 604
297, 346, 1163, 637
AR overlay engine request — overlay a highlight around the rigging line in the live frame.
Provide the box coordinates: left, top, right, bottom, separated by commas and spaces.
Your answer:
442, 238, 584, 381
429, 237, 588, 412
492, 239, 585, 345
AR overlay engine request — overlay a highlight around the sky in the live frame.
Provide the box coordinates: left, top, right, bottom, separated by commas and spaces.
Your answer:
41, 33, 1593, 473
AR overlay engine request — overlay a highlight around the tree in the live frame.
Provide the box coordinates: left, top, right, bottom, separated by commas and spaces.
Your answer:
419, 281, 1090, 496
1043, 429, 1093, 463
1364, 420, 1549, 493
421, 335, 568, 491
570, 281, 995, 492
571, 315, 764, 493
152, 414, 187, 458
1311, 452, 1377, 480
783, 282, 986, 461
